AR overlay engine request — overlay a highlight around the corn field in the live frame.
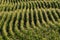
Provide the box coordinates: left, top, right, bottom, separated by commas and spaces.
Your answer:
0, 0, 60, 40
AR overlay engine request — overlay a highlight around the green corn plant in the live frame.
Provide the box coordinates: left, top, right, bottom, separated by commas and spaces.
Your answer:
31, 9, 40, 32
1, 12, 12, 40
20, 8, 27, 33
26, 8, 31, 29
41, 9, 50, 27
30, 9, 36, 29
39, 9, 47, 27
8, 12, 17, 40
34, 8, 41, 28
0, 13, 7, 28
2, 21, 10, 40
14, 11, 24, 39
44, 9, 55, 27
9, 21, 16, 40
52, 9, 60, 27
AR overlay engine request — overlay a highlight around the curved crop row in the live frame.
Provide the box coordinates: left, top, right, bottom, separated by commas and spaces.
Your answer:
0, 8, 60, 40
0, 1, 60, 11
0, 0, 59, 3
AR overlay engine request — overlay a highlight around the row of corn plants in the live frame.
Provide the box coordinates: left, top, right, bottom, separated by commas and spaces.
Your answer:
0, 0, 60, 3
0, 8, 60, 40
0, 1, 60, 11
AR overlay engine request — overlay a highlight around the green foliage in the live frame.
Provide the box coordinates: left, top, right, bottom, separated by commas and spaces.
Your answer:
0, 0, 60, 40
